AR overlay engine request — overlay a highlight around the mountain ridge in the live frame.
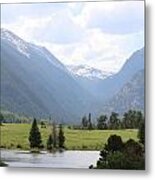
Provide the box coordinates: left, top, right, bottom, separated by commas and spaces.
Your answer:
1, 28, 96, 123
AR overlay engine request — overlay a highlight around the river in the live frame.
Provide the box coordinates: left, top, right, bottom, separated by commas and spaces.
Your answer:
1, 149, 99, 169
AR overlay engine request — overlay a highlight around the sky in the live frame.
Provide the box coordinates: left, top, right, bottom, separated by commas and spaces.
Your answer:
1, 1, 144, 73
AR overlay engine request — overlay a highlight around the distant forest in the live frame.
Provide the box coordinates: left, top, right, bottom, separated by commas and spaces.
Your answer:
0, 109, 144, 130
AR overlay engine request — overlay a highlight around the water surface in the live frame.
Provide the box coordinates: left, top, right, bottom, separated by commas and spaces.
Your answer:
1, 149, 99, 169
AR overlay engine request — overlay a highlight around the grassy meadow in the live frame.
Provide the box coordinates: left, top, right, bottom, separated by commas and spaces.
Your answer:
0, 123, 138, 150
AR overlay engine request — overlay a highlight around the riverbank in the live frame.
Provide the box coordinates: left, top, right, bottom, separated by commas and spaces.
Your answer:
1, 123, 138, 151
0, 160, 8, 167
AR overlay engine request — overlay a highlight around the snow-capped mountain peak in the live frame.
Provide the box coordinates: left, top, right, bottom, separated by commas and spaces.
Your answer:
67, 65, 113, 80
1, 28, 30, 58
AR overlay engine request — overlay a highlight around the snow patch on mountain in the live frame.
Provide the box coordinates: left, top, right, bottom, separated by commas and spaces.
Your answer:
1, 28, 69, 73
1, 29, 30, 58
67, 65, 113, 80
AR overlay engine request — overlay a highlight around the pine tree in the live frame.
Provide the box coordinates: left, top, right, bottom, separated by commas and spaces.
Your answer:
0, 113, 4, 125
97, 115, 107, 130
105, 135, 123, 152
58, 124, 65, 148
138, 121, 145, 145
81, 116, 88, 129
49, 116, 52, 125
88, 113, 93, 130
29, 118, 42, 149
52, 121, 57, 148
109, 112, 120, 129
47, 134, 53, 151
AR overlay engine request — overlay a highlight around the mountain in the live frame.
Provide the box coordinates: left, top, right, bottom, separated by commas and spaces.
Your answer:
101, 69, 144, 115
70, 48, 144, 101
0, 28, 144, 123
67, 64, 113, 80
92, 48, 144, 100
0, 28, 95, 123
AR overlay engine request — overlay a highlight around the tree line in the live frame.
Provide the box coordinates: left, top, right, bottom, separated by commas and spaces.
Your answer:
0, 109, 144, 130
0, 111, 33, 124
0, 111, 50, 124
80, 110, 144, 130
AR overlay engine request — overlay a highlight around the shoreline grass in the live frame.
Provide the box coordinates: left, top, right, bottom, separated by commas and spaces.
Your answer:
1, 123, 138, 151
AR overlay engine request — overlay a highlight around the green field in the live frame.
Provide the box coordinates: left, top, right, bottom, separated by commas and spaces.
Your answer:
0, 123, 138, 150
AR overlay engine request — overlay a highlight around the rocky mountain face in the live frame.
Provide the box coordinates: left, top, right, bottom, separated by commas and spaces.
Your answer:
101, 69, 144, 115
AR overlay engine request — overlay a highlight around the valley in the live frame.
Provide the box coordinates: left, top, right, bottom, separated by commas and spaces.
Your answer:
0, 28, 144, 123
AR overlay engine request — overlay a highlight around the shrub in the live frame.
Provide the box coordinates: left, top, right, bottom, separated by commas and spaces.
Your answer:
16, 144, 22, 149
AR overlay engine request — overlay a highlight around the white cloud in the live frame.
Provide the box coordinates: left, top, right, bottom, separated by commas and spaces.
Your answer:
2, 16, 54, 42
2, 8, 84, 44
73, 1, 144, 34
40, 28, 143, 72
1, 1, 144, 73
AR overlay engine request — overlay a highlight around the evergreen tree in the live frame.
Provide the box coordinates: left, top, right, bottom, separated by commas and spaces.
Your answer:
52, 121, 57, 148
49, 116, 52, 125
122, 110, 144, 129
88, 113, 93, 130
0, 113, 4, 125
47, 134, 53, 151
123, 139, 145, 169
29, 118, 42, 149
138, 121, 145, 145
97, 115, 107, 130
109, 112, 120, 129
122, 112, 129, 128
106, 151, 127, 169
95, 137, 145, 169
105, 135, 123, 152
58, 124, 65, 148
135, 111, 144, 128
81, 116, 88, 129
41, 121, 46, 128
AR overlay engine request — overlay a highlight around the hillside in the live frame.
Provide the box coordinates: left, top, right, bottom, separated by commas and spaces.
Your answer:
0, 29, 95, 123
91, 48, 144, 100
101, 69, 144, 115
